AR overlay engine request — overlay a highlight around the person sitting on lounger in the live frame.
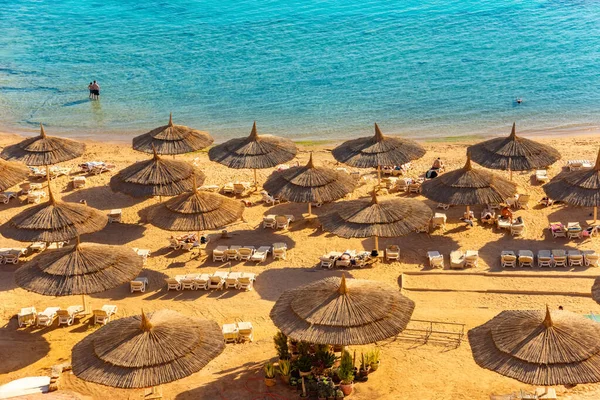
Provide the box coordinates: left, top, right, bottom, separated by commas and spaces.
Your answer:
431, 158, 444, 171
481, 209, 494, 222
500, 206, 513, 220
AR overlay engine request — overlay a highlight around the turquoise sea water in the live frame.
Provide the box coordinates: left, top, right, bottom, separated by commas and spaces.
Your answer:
1, 0, 600, 141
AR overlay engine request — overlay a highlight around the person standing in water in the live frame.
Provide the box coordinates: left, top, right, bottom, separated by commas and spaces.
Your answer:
88, 82, 93, 99
90, 80, 100, 100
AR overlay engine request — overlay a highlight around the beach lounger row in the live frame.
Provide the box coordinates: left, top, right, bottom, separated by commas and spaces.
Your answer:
449, 250, 479, 269
27, 190, 47, 204
548, 222, 597, 239
320, 250, 372, 269
213, 243, 286, 263
222, 321, 254, 343
79, 161, 115, 175
30, 166, 72, 180
567, 159, 592, 171
222, 181, 251, 195
496, 216, 525, 236
262, 214, 295, 229
17, 305, 116, 328
501, 249, 598, 268
166, 271, 257, 291
381, 163, 412, 177
19, 182, 43, 195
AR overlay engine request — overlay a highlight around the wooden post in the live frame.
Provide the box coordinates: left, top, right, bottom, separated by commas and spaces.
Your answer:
308, 203, 312, 216
374, 236, 379, 252
81, 294, 88, 315
377, 165, 382, 186
254, 169, 258, 188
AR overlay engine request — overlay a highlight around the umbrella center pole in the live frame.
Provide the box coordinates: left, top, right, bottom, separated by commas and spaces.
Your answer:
374, 236, 379, 253
254, 169, 258, 189
81, 294, 89, 315
145, 385, 162, 399
377, 165, 382, 186
308, 203, 312, 216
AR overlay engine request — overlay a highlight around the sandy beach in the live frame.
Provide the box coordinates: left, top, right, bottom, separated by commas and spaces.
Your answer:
1, 131, 600, 400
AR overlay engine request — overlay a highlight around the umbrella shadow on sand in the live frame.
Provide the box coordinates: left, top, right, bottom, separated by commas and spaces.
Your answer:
62, 186, 141, 210
547, 204, 596, 225
0, 322, 50, 374
253, 267, 356, 302
80, 223, 146, 245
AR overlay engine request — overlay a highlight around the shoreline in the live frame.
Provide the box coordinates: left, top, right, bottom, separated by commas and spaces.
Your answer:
0, 122, 599, 147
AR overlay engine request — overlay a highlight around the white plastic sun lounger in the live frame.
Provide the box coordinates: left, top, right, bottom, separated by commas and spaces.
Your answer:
57, 305, 84, 326
93, 305, 117, 325
251, 246, 271, 263
36, 307, 60, 327
17, 307, 37, 328
225, 272, 242, 289
427, 251, 444, 268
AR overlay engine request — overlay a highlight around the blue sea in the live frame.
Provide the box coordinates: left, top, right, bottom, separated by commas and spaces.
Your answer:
1, 0, 599, 141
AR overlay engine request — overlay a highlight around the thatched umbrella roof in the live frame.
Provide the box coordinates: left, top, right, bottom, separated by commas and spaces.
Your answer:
270, 275, 415, 345
132, 114, 214, 155
262, 153, 355, 204
331, 123, 426, 169
592, 277, 600, 305
420, 154, 517, 206
468, 306, 600, 386
467, 123, 561, 171
110, 149, 205, 198
14, 241, 143, 296
208, 122, 297, 170
0, 124, 85, 166
72, 309, 225, 388
0, 158, 29, 191
319, 192, 432, 239
144, 184, 244, 232
1, 189, 108, 242
543, 150, 600, 208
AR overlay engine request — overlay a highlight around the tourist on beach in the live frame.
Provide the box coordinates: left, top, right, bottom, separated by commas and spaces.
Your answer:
88, 82, 93, 99
431, 157, 444, 171
90, 80, 100, 100
500, 206, 513, 220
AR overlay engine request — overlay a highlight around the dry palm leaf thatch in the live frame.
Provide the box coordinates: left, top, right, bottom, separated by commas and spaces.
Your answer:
468, 306, 600, 386
15, 241, 143, 296
0, 158, 29, 191
270, 275, 415, 345
132, 114, 214, 155
592, 277, 600, 305
72, 309, 225, 388
319, 192, 432, 238
144, 185, 244, 232
208, 122, 297, 170
467, 123, 561, 171
420, 154, 517, 206
262, 153, 355, 204
110, 148, 205, 197
331, 123, 426, 169
543, 150, 600, 208
1, 189, 107, 242
0, 124, 85, 166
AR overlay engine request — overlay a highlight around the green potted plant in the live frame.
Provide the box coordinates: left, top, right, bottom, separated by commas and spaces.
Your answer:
273, 331, 290, 361
307, 380, 318, 397
317, 386, 327, 400
297, 354, 313, 377
369, 348, 380, 372
278, 359, 291, 384
297, 341, 311, 356
313, 350, 337, 376
336, 350, 354, 396
264, 362, 276, 387
357, 352, 369, 381
335, 389, 345, 399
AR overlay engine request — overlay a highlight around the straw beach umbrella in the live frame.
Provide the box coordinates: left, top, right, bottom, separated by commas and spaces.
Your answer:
1, 188, 107, 243
319, 191, 432, 251
14, 239, 143, 313
72, 309, 224, 394
0, 158, 29, 192
468, 306, 600, 387
420, 153, 517, 216
208, 122, 297, 187
110, 147, 205, 198
543, 150, 600, 223
332, 123, 426, 185
144, 178, 244, 238
467, 123, 561, 180
262, 153, 356, 216
270, 275, 415, 345
132, 114, 214, 155
1, 124, 86, 166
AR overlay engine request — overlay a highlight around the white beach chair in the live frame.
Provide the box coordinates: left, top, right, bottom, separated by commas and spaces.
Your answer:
408, 182, 421, 194
222, 182, 234, 194
537, 250, 553, 268
72, 176, 86, 189
510, 221, 525, 237
132, 248, 151, 265
29, 242, 47, 253
263, 215, 276, 229
170, 238, 184, 250
261, 191, 280, 205
209, 271, 227, 290
233, 182, 250, 195
180, 276, 196, 290
535, 170, 549, 183
166, 276, 183, 291
567, 222, 582, 239
2, 252, 19, 264
552, 250, 567, 267
385, 245, 400, 261
238, 246, 255, 261
272, 242, 287, 260
108, 209, 122, 223
500, 251, 516, 268
335, 250, 356, 268
17, 307, 37, 328
549, 222, 566, 238
427, 251, 444, 269
212, 245, 228, 262
237, 272, 257, 291
496, 217, 512, 230
37, 307, 60, 327
518, 250, 534, 268
237, 321, 254, 342
568, 250, 584, 267
93, 305, 117, 325
225, 272, 242, 289
431, 213, 447, 231
251, 246, 271, 263
320, 252, 341, 269
583, 250, 599, 267
226, 246, 240, 261
222, 323, 239, 343
27, 191, 46, 204
275, 215, 294, 229
450, 251, 466, 269
130, 277, 149, 293
515, 194, 531, 209
194, 273, 211, 290
465, 250, 479, 268
57, 305, 84, 326
396, 178, 410, 192
0, 191, 17, 204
